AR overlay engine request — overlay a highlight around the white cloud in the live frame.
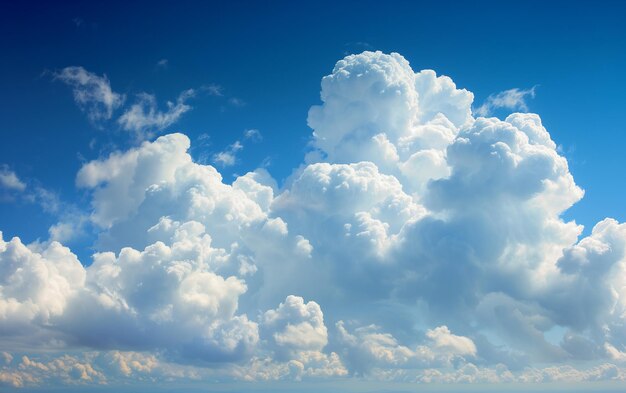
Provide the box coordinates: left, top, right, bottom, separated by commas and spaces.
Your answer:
0, 226, 258, 361
474, 86, 537, 117
212, 129, 262, 168
336, 322, 476, 374
0, 167, 89, 243
261, 295, 328, 357
3, 50, 626, 388
0, 233, 86, 340
244, 128, 262, 141
54, 66, 125, 123
425, 326, 476, 357
118, 89, 194, 139
0, 166, 25, 192
3, 349, 626, 388
75, 133, 193, 228
307, 51, 473, 193
213, 140, 243, 167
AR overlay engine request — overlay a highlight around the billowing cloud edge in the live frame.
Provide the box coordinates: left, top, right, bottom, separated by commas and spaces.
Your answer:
2, 51, 626, 388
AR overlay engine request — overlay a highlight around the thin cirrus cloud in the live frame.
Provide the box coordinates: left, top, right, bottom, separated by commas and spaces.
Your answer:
53, 66, 195, 140
53, 66, 245, 142
2, 51, 626, 389
117, 89, 195, 139
53, 66, 125, 124
474, 86, 537, 117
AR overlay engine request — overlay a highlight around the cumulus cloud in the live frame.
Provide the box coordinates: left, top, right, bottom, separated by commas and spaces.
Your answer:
336, 322, 476, 375
3, 51, 626, 388
118, 89, 195, 139
306, 51, 473, 195
54, 66, 125, 123
0, 227, 257, 362
261, 295, 328, 357
3, 349, 626, 388
474, 86, 537, 117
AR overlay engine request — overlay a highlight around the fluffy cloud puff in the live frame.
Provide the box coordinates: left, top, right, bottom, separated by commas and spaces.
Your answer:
261, 295, 328, 357
284, 52, 626, 369
2, 51, 626, 387
0, 227, 257, 362
336, 321, 475, 375
307, 51, 473, 194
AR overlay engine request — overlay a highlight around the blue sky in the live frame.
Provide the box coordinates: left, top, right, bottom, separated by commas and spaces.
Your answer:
1, 0, 626, 391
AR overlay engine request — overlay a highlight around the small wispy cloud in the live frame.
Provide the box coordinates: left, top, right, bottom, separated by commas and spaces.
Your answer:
53, 66, 125, 124
0, 166, 26, 192
474, 86, 537, 117
0, 166, 60, 212
203, 83, 223, 97
118, 89, 195, 139
228, 97, 246, 107
213, 140, 243, 167
211, 129, 262, 167
244, 128, 262, 141
156, 59, 169, 69
0, 167, 86, 243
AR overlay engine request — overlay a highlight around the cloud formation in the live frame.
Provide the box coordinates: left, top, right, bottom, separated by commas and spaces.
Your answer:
0, 167, 25, 192
54, 66, 125, 123
3, 51, 626, 389
474, 86, 537, 117
213, 140, 243, 167
212, 129, 263, 167
118, 89, 195, 139
54, 66, 198, 140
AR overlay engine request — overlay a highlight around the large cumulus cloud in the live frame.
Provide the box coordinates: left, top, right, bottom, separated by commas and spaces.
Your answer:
2, 51, 626, 388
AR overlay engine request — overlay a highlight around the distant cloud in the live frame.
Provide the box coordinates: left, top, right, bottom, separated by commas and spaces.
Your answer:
203, 83, 223, 96
228, 97, 246, 107
0, 166, 61, 212
53, 66, 125, 124
0, 166, 86, 243
72, 17, 84, 27
212, 129, 261, 167
118, 89, 195, 139
474, 86, 537, 117
156, 59, 169, 69
244, 128, 262, 141
0, 166, 26, 192
213, 140, 243, 167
